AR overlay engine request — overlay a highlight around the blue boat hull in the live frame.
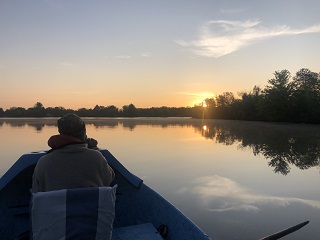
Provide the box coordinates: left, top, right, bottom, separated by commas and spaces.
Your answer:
0, 150, 211, 240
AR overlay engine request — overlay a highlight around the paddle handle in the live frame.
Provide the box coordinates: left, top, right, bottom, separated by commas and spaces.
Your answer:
260, 221, 309, 240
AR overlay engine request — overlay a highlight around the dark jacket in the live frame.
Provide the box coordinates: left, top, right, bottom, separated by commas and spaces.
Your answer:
32, 143, 115, 192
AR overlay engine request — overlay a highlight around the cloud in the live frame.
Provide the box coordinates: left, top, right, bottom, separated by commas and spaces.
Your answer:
177, 175, 320, 213
140, 52, 152, 57
105, 53, 151, 59
176, 20, 320, 58
115, 53, 152, 59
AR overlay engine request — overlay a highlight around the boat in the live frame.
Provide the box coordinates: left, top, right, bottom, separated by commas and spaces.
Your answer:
0, 150, 309, 240
0, 150, 211, 240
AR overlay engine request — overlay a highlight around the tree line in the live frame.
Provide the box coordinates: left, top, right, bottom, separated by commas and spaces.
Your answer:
200, 68, 320, 123
0, 102, 194, 118
1, 68, 319, 123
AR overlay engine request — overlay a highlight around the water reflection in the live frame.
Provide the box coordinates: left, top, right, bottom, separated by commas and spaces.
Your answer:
198, 120, 320, 175
178, 175, 320, 213
1, 118, 319, 175
0, 118, 120, 132
0, 118, 55, 132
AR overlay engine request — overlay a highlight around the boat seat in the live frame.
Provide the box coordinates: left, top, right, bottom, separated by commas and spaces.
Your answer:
31, 185, 117, 240
112, 223, 164, 240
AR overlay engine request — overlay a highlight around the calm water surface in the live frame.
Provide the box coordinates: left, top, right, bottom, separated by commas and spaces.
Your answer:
0, 118, 319, 240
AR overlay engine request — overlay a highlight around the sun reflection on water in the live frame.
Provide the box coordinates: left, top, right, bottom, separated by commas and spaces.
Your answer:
203, 125, 207, 131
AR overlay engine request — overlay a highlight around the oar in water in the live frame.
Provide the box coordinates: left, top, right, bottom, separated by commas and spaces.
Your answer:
260, 220, 309, 240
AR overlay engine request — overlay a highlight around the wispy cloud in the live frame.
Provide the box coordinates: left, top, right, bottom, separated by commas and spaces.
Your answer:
105, 53, 151, 59
176, 20, 320, 58
177, 175, 320, 213
140, 52, 152, 57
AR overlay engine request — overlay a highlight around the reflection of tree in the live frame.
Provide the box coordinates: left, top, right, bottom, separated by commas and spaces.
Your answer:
1, 118, 195, 132
1, 118, 121, 132
29, 123, 45, 132
2, 118, 319, 175
200, 120, 245, 146
1, 119, 54, 132
196, 121, 320, 175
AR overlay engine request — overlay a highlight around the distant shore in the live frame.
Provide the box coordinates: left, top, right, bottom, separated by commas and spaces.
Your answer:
1, 68, 319, 124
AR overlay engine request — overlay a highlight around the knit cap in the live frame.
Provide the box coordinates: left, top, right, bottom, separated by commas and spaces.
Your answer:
57, 114, 86, 141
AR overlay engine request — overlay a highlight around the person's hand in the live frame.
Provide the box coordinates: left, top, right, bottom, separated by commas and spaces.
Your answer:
87, 138, 98, 148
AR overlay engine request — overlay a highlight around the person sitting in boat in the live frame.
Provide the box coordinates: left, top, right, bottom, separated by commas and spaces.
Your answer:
32, 113, 115, 192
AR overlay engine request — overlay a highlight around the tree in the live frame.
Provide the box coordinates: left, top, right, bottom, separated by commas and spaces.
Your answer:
261, 70, 294, 121
201, 98, 216, 118
91, 105, 119, 117
204, 98, 216, 108
216, 92, 235, 107
0, 108, 4, 117
214, 92, 236, 119
121, 104, 138, 117
5, 107, 26, 117
292, 68, 319, 92
26, 102, 46, 117
291, 68, 320, 123
77, 108, 89, 117
34, 102, 44, 109
238, 86, 263, 120
104, 105, 119, 117
46, 106, 68, 117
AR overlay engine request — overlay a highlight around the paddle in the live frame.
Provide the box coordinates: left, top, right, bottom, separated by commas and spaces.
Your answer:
260, 221, 309, 240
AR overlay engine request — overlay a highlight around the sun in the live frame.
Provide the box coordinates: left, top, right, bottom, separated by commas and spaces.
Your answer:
202, 101, 207, 107
190, 92, 215, 107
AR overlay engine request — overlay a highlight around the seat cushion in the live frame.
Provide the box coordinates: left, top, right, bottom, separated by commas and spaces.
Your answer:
31, 185, 117, 240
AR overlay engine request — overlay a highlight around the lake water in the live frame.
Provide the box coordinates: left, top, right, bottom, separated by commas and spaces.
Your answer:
0, 118, 319, 240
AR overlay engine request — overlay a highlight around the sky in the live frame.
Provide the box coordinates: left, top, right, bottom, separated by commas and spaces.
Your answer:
1, 0, 320, 110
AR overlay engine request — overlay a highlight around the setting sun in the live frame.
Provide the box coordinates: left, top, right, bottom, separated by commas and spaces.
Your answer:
189, 92, 215, 107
